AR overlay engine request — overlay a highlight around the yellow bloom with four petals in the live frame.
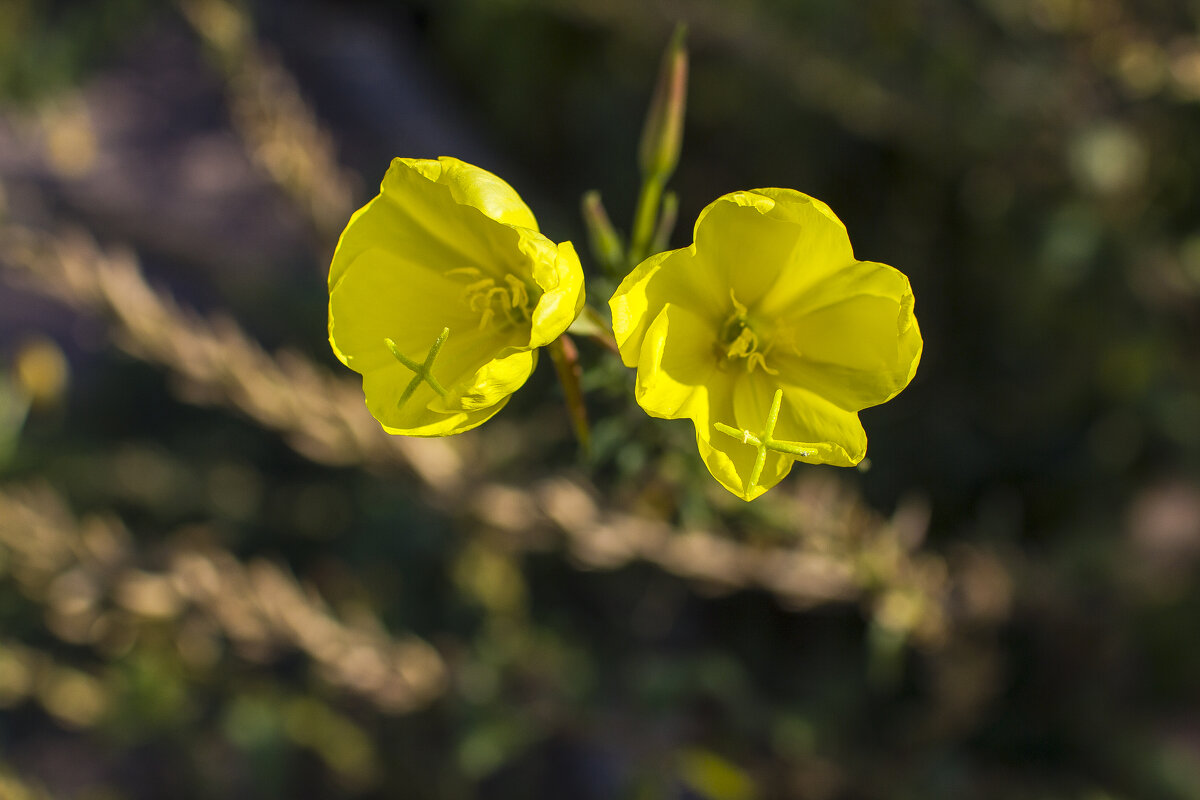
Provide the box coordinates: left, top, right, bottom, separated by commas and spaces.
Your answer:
328, 157, 584, 436
610, 188, 922, 500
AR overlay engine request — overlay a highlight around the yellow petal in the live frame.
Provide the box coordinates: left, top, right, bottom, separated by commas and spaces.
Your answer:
696, 427, 792, 501
379, 402, 507, 436
364, 359, 512, 436
775, 257, 914, 318
696, 375, 793, 501
633, 303, 721, 420
608, 185, 917, 498
735, 379, 867, 467
610, 248, 725, 369
631, 305, 785, 501
771, 261, 922, 410
693, 192, 805, 310
328, 156, 584, 437
399, 156, 539, 231
330, 158, 531, 290
440, 347, 538, 412
329, 247, 474, 372
611, 249, 672, 369
694, 189, 856, 315
527, 239, 585, 349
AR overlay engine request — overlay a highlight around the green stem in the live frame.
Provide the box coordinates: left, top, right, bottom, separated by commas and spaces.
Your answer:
548, 334, 590, 454
567, 305, 620, 355
629, 173, 664, 268
651, 190, 679, 255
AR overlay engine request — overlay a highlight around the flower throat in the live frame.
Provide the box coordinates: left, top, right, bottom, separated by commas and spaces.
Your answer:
717, 290, 778, 374
447, 267, 536, 331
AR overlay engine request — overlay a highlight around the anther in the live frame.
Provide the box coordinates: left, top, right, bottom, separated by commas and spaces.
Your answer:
728, 288, 748, 317
746, 352, 779, 375
505, 274, 529, 309
457, 271, 534, 330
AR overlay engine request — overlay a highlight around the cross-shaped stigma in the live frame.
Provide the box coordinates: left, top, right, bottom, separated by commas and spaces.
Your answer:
384, 327, 450, 408
714, 388, 816, 494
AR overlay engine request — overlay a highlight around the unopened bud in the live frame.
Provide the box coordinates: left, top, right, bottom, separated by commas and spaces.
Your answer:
638, 24, 688, 181
581, 191, 623, 273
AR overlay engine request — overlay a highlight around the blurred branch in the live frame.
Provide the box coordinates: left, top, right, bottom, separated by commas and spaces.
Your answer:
0, 222, 463, 491
0, 637, 111, 732
0, 763, 57, 800
179, 0, 359, 244
0, 482, 448, 714
472, 474, 957, 647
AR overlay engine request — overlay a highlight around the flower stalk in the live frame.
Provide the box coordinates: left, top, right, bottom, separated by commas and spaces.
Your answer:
651, 189, 679, 256
567, 305, 619, 355
629, 174, 665, 268
548, 334, 590, 453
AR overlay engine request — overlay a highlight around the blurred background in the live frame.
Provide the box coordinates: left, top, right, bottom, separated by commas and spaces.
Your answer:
1, 0, 1199, 797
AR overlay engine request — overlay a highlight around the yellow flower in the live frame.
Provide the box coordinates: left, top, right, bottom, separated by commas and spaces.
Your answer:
329, 157, 584, 436
609, 188, 922, 500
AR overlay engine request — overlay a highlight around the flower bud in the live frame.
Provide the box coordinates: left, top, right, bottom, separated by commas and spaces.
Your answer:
581, 190, 623, 274
637, 24, 688, 181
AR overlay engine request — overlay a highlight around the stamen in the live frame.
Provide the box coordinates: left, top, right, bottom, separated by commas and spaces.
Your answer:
505, 274, 529, 309
725, 327, 758, 360
728, 288, 748, 317
746, 352, 779, 375
465, 278, 496, 307
457, 271, 535, 330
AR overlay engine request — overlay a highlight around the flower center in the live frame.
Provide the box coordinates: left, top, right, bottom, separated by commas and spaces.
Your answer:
447, 267, 536, 331
716, 290, 778, 375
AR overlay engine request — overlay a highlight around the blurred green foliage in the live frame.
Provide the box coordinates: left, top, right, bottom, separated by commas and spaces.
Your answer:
0, 0, 153, 103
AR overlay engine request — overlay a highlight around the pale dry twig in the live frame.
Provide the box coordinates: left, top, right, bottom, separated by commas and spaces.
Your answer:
0, 482, 448, 713
0, 222, 462, 489
179, 0, 359, 242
